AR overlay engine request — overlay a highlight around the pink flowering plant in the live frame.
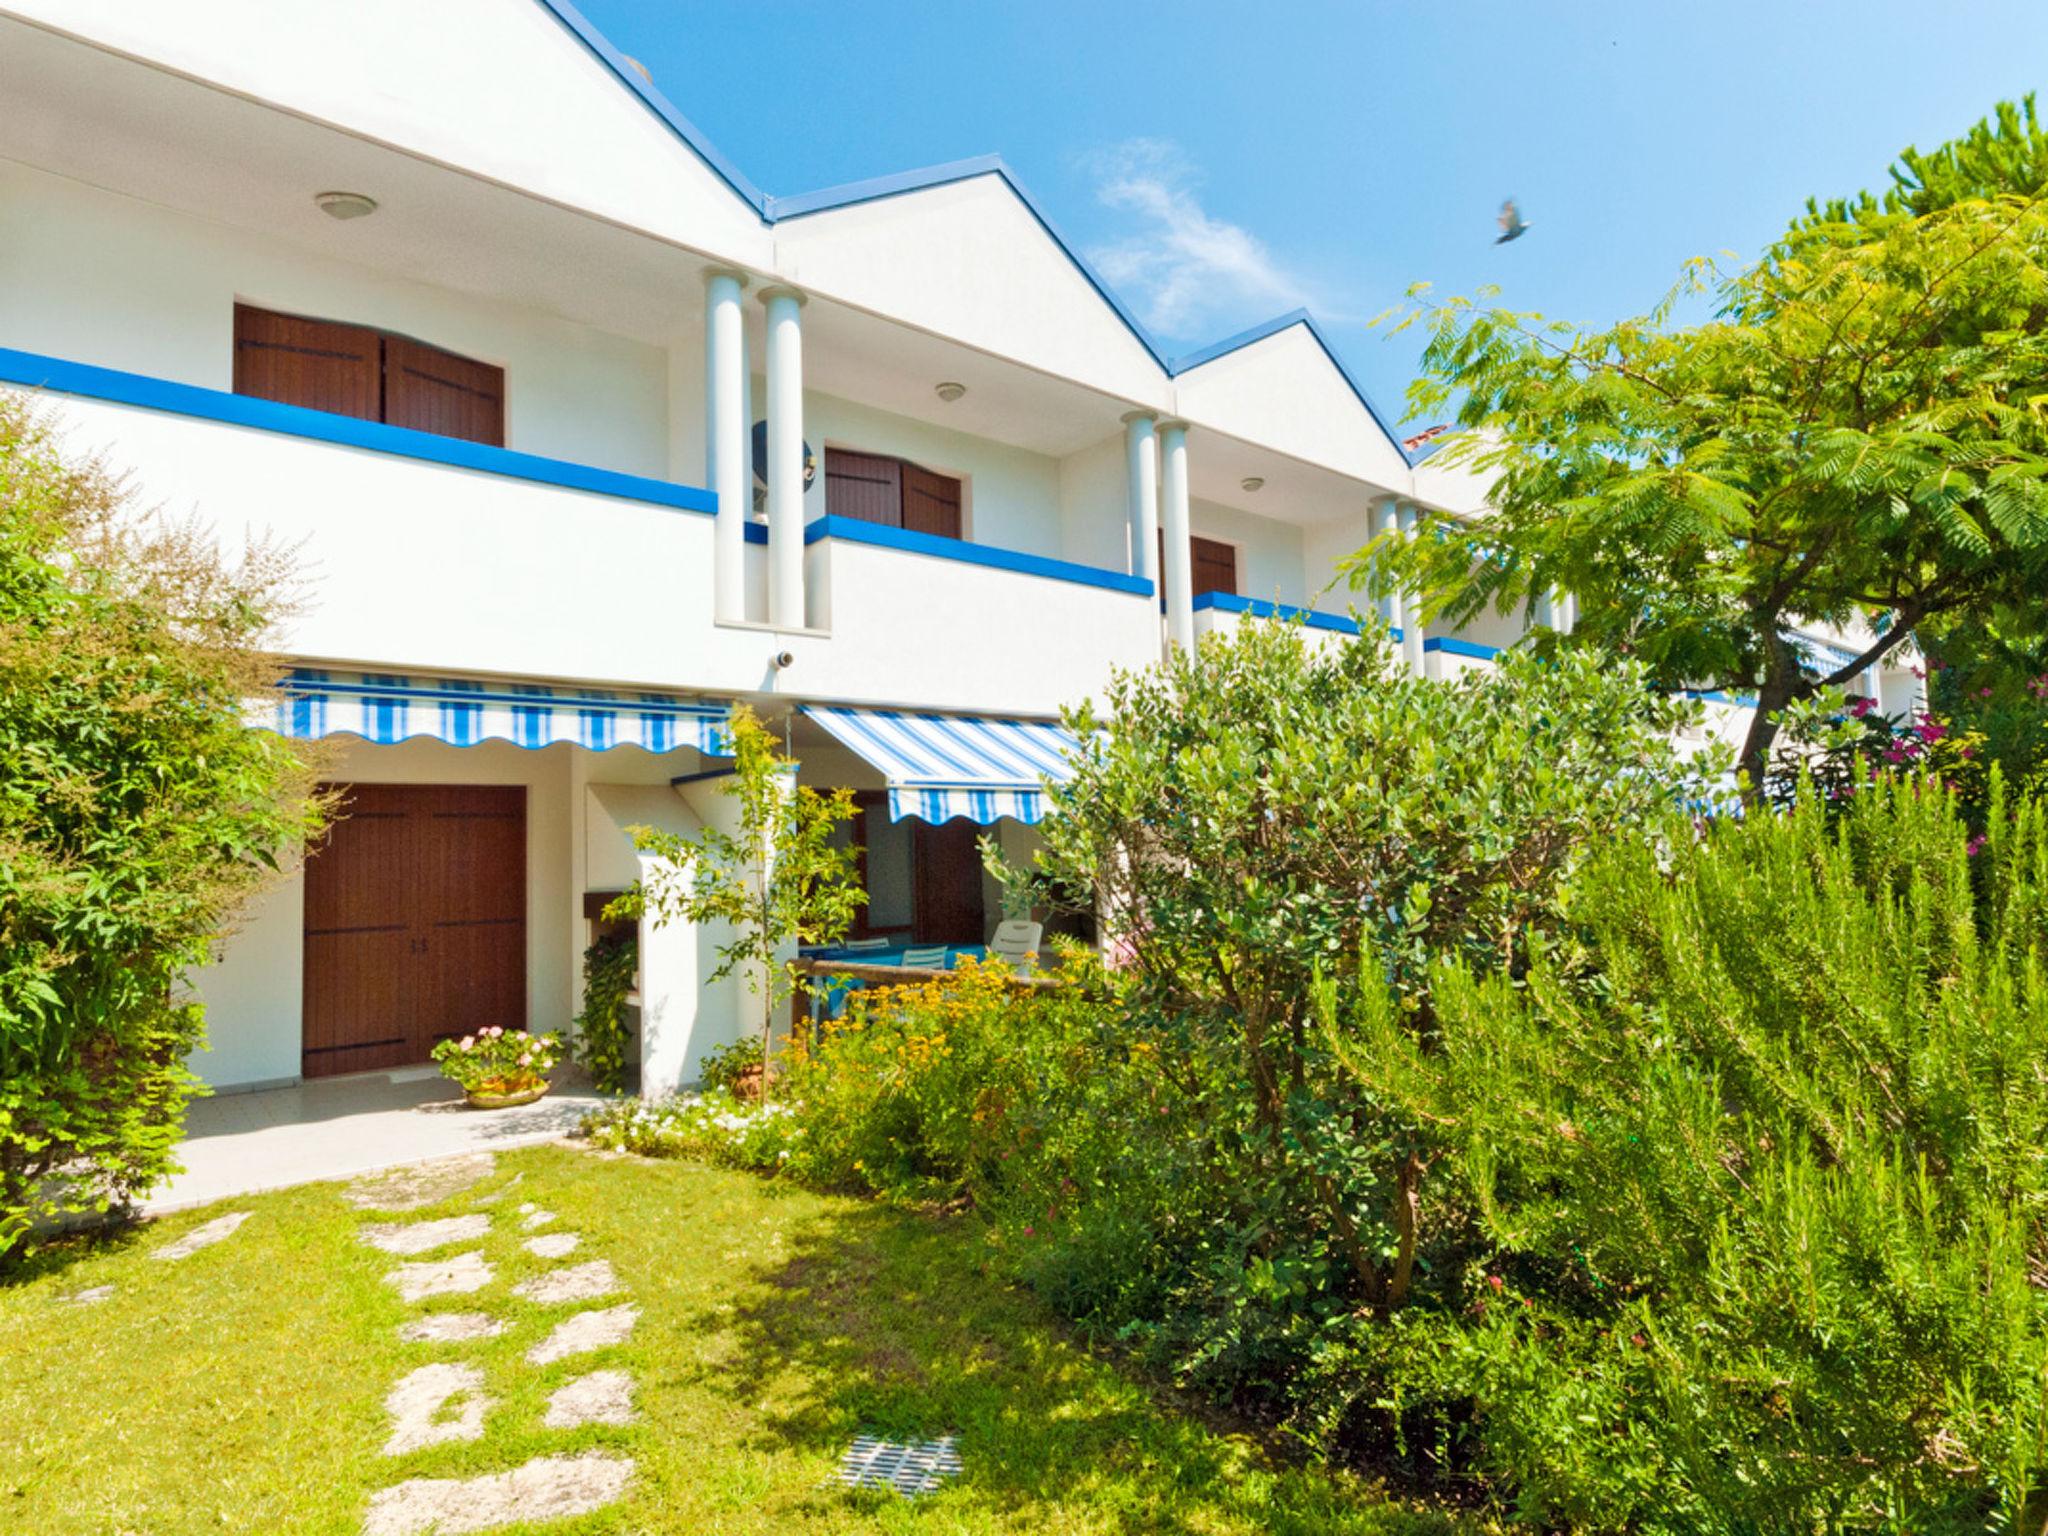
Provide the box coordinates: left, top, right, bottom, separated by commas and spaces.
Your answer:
430, 1025, 562, 1096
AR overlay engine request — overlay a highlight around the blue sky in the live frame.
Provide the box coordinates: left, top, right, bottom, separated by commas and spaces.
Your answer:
577, 0, 2048, 428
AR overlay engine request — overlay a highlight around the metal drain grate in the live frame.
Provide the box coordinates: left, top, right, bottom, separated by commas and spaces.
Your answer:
835, 1434, 962, 1498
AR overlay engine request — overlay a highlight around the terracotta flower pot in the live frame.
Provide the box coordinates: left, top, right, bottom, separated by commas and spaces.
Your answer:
732, 1065, 765, 1102
465, 1080, 549, 1110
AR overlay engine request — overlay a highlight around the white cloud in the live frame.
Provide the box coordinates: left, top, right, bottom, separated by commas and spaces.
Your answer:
1082, 138, 1334, 341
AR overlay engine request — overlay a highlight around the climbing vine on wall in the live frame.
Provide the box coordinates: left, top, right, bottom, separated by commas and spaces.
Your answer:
574, 931, 638, 1094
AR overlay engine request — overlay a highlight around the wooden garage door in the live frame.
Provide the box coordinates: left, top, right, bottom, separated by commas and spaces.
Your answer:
302, 785, 526, 1079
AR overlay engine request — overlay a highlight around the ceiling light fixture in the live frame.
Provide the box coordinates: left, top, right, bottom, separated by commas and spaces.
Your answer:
1240, 476, 1265, 493
934, 381, 966, 403
314, 191, 379, 221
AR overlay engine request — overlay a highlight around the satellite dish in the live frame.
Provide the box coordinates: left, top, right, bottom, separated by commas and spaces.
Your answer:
750, 419, 817, 491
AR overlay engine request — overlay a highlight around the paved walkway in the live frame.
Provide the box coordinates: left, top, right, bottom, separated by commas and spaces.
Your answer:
148, 1067, 610, 1212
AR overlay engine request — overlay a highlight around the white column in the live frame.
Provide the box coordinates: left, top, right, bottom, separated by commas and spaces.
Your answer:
703, 269, 748, 625
1398, 502, 1426, 675
760, 286, 807, 630
1158, 419, 1195, 653
1375, 496, 1404, 648
1122, 411, 1159, 588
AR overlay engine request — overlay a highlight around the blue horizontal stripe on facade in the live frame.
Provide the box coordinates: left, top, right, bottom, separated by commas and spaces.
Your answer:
1191, 590, 1370, 636
802, 515, 1152, 596
1421, 635, 1501, 661
0, 346, 718, 516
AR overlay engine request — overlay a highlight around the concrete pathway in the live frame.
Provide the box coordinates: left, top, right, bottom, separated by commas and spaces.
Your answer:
148, 1067, 607, 1211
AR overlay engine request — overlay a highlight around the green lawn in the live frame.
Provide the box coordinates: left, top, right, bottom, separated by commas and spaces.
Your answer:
0, 1144, 1467, 1535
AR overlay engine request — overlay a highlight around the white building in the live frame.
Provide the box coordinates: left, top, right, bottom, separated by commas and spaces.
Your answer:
0, 2, 1916, 1096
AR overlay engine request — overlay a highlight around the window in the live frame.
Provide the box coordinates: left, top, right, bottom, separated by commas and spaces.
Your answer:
823, 448, 962, 538
1159, 532, 1241, 597
233, 303, 505, 447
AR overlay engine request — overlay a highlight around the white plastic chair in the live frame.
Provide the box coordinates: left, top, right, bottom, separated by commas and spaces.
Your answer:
988, 920, 1043, 974
901, 945, 950, 971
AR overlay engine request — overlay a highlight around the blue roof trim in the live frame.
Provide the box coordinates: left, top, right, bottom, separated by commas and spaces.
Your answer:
1169, 310, 1418, 464
533, 0, 769, 215
804, 515, 1152, 595
526, 1, 1430, 469
0, 346, 720, 515
767, 156, 1174, 374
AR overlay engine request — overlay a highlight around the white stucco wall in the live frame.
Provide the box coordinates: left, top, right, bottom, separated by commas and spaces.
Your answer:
1189, 497, 1307, 608
0, 159, 673, 479
1058, 433, 1135, 575
802, 390, 1065, 559
189, 736, 719, 1091
2, 0, 774, 270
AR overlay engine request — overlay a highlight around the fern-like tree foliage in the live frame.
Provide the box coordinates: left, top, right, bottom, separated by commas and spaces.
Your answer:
1331, 775, 2048, 1531
1357, 98, 2048, 797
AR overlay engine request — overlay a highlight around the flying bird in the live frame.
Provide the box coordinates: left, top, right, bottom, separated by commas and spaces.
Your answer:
1496, 198, 1531, 244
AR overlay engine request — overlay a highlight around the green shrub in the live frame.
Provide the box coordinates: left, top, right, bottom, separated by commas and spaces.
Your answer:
1337, 773, 2048, 1531
0, 395, 324, 1258
697, 1034, 764, 1099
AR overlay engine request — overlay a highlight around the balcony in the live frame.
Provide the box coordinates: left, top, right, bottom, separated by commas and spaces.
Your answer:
3, 348, 1156, 715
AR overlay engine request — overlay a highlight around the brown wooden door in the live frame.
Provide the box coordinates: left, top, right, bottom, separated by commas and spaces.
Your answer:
233, 304, 381, 422
414, 787, 526, 1050
383, 334, 505, 446
912, 818, 987, 946
1161, 532, 1240, 597
1192, 536, 1239, 597
301, 785, 526, 1078
824, 449, 903, 525
901, 464, 963, 539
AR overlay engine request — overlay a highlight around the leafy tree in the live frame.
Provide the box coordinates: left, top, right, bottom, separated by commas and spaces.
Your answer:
1023, 617, 1717, 1377
1360, 101, 2048, 795
0, 395, 325, 1258
618, 705, 862, 1086
1331, 773, 2048, 1532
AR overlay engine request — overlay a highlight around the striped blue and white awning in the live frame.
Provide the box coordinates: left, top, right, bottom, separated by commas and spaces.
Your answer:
803, 705, 1080, 825
266, 669, 729, 755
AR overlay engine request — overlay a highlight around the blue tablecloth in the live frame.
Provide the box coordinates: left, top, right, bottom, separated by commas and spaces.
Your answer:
799, 944, 987, 1019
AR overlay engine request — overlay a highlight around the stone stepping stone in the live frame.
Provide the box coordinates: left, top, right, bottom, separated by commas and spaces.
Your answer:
346, 1154, 495, 1213
513, 1260, 618, 1306
543, 1369, 637, 1428
520, 1207, 556, 1230
57, 1285, 113, 1306
522, 1232, 579, 1260
153, 1211, 249, 1261
385, 1251, 493, 1304
399, 1312, 504, 1344
362, 1450, 633, 1536
383, 1363, 491, 1456
528, 1303, 639, 1365
360, 1214, 490, 1256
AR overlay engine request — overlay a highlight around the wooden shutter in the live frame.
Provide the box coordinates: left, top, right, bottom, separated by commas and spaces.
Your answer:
1158, 532, 1242, 597
233, 303, 381, 422
825, 449, 903, 525
901, 464, 963, 539
1191, 535, 1239, 597
383, 334, 505, 446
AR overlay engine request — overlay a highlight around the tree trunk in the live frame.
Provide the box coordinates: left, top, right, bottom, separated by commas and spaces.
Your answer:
1737, 674, 1798, 805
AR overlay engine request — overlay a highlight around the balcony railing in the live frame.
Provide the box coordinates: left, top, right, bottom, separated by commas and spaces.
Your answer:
1, 346, 1159, 715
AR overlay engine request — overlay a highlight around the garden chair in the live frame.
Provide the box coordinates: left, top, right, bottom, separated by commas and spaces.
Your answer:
900, 944, 950, 971
988, 920, 1042, 974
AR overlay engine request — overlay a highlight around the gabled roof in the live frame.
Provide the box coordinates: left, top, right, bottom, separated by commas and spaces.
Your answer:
535, 0, 1431, 468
